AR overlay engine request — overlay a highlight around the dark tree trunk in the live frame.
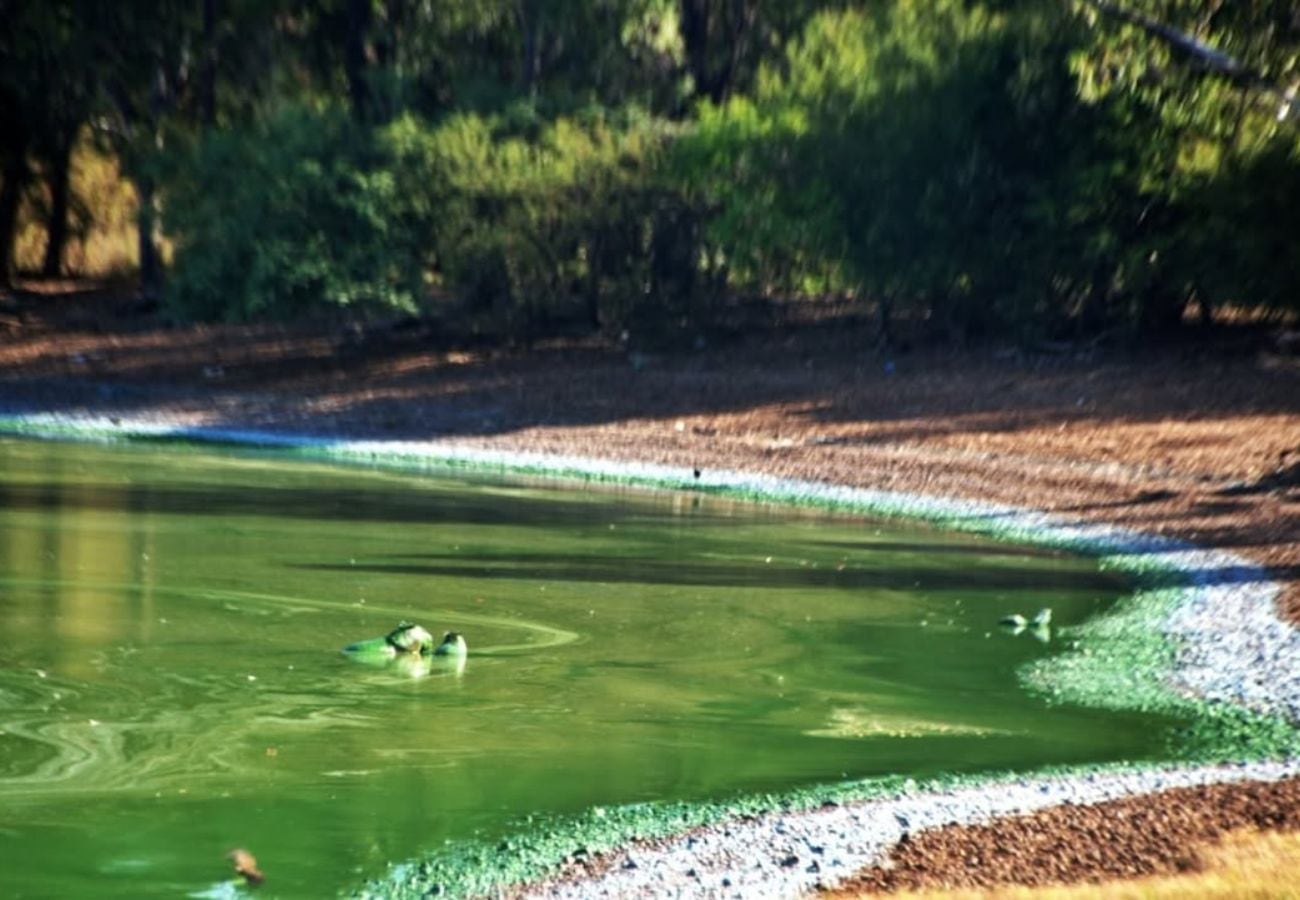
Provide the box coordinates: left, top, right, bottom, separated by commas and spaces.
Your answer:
518, 0, 541, 95
678, 0, 755, 104
136, 168, 161, 299
136, 61, 167, 301
199, 0, 219, 126
875, 296, 894, 350
584, 237, 602, 331
0, 130, 30, 289
41, 129, 74, 278
1139, 286, 1189, 334
345, 0, 373, 121
679, 0, 715, 101
722, 0, 757, 100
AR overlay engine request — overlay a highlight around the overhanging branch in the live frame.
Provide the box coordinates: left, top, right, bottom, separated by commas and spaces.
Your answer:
1080, 0, 1297, 122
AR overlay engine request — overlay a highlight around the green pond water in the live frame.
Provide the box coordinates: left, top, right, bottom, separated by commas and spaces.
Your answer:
0, 438, 1188, 898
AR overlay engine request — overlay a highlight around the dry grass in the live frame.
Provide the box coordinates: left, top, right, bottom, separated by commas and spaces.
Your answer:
867, 829, 1300, 900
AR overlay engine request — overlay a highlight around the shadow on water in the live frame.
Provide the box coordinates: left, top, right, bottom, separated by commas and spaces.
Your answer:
293, 550, 1123, 593
0, 478, 661, 529
808, 537, 1066, 559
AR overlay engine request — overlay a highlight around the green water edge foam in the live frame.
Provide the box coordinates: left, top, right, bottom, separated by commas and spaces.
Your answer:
1, 414, 1297, 898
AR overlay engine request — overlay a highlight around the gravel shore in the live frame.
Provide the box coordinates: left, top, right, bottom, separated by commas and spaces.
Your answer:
514, 762, 1300, 899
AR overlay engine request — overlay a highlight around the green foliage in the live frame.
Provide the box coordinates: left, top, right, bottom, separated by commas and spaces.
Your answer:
1068, 0, 1300, 327
1173, 137, 1300, 316
680, 3, 1093, 337
9, 0, 1298, 337
677, 0, 1300, 339
161, 101, 710, 333
384, 108, 702, 339
673, 98, 846, 295
162, 106, 421, 321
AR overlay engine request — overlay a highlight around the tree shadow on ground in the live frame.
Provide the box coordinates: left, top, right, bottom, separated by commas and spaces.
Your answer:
2, 289, 1297, 443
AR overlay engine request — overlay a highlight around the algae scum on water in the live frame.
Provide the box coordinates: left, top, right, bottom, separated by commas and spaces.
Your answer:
0, 437, 1242, 897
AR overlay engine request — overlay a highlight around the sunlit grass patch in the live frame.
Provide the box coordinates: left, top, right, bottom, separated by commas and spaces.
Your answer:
871, 828, 1300, 900
13, 130, 139, 277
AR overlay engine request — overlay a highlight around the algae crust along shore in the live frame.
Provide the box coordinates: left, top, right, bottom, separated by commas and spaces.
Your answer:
0, 415, 1297, 900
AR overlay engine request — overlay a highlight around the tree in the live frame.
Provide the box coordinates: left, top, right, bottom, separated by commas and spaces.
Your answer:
0, 0, 54, 284
86, 0, 278, 294
679, 0, 758, 103
1072, 0, 1300, 327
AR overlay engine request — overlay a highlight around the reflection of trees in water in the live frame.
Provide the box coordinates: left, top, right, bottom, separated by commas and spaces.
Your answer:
0, 448, 162, 660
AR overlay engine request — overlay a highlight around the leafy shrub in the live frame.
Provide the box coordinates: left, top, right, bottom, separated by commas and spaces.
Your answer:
1172, 139, 1300, 320
383, 108, 704, 340
155, 4, 1300, 338
162, 106, 421, 322
673, 0, 1300, 340
676, 3, 1120, 340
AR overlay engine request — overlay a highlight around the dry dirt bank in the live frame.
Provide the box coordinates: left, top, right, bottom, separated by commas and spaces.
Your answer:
828, 776, 1300, 897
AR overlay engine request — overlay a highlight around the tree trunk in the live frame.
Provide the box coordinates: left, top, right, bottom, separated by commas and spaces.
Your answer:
1139, 286, 1188, 334
0, 132, 30, 289
875, 295, 894, 350
135, 169, 161, 300
678, 0, 754, 104
200, 0, 219, 127
721, 0, 756, 102
584, 237, 602, 331
136, 60, 167, 301
518, 0, 541, 95
345, 0, 373, 121
41, 130, 74, 278
679, 0, 715, 101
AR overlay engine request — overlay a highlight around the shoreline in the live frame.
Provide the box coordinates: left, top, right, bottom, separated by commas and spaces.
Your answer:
506, 761, 1300, 900
3, 412, 1298, 898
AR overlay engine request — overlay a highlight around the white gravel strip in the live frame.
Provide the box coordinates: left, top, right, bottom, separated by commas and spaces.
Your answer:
4, 413, 1299, 898
516, 760, 1300, 900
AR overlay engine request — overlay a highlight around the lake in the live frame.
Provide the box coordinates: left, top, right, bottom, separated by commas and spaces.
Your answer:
0, 438, 1183, 897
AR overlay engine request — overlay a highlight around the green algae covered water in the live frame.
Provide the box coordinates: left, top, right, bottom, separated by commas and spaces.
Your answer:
0, 438, 1188, 898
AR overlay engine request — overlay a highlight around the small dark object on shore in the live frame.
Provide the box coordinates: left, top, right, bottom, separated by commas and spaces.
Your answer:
228, 848, 265, 886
